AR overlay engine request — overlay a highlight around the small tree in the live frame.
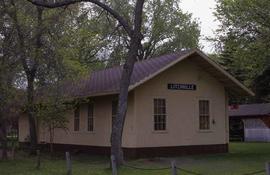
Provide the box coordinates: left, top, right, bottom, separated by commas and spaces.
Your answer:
36, 101, 69, 155
35, 77, 72, 155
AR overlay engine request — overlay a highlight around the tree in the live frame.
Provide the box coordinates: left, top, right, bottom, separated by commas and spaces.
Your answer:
1, 1, 87, 153
34, 55, 76, 156
35, 85, 70, 156
69, 0, 200, 67
0, 61, 16, 160
253, 66, 270, 102
27, 0, 145, 165
140, 0, 200, 59
213, 0, 270, 101
1, 1, 47, 152
0, 6, 21, 159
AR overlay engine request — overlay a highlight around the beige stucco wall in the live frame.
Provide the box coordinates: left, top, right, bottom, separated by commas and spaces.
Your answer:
36, 93, 136, 147
19, 57, 228, 148
133, 58, 228, 147
18, 115, 30, 142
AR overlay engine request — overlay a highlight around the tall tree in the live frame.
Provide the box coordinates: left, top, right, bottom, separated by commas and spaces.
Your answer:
0, 9, 20, 159
1, 0, 87, 153
253, 66, 270, 102
27, 0, 145, 165
213, 0, 270, 101
1, 1, 46, 152
72, 0, 200, 67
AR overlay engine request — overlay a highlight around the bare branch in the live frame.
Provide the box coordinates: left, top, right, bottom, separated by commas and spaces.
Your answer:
26, 0, 133, 36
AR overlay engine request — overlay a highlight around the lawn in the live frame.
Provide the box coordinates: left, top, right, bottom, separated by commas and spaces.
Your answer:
0, 142, 269, 175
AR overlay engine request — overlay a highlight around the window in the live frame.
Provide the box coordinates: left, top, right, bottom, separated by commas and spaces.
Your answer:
74, 106, 80, 131
87, 103, 94, 131
112, 100, 118, 126
199, 100, 210, 130
154, 98, 166, 131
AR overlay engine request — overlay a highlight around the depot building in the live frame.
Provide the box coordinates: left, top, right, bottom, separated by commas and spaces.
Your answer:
19, 49, 253, 158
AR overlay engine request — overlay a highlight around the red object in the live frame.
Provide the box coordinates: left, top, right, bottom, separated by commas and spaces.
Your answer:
230, 105, 239, 110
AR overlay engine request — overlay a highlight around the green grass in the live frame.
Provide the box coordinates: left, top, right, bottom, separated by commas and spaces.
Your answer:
0, 142, 269, 175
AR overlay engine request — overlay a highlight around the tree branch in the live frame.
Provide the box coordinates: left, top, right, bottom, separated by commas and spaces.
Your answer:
26, 0, 133, 36
5, 0, 31, 75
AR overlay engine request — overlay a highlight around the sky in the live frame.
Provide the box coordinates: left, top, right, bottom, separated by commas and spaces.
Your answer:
180, 0, 220, 53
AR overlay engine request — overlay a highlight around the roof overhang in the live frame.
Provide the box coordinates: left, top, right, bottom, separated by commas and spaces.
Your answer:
229, 115, 269, 119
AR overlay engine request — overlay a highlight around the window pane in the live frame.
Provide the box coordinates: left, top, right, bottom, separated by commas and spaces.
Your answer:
162, 106, 166, 114
88, 103, 94, 131
199, 100, 210, 130
205, 101, 209, 115
154, 99, 158, 107
74, 106, 80, 131
153, 99, 166, 131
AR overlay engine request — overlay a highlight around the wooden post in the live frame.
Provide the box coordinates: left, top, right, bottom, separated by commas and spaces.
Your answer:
36, 150, 40, 169
66, 152, 72, 175
171, 160, 177, 175
111, 155, 117, 175
266, 162, 270, 175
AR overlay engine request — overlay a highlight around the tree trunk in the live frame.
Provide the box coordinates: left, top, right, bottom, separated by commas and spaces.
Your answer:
49, 125, 54, 157
27, 6, 44, 155
111, 37, 142, 166
27, 76, 38, 154
110, 0, 145, 166
0, 120, 8, 160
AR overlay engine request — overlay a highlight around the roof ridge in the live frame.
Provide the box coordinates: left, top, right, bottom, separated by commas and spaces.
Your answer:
44, 49, 192, 100
91, 49, 191, 74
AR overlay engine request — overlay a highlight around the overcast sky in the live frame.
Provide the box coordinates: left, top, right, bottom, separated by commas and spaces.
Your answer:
180, 0, 219, 53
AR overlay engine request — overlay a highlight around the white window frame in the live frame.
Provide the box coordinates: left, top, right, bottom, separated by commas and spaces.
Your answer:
198, 98, 211, 131
153, 98, 167, 132
74, 106, 80, 132
87, 103, 94, 132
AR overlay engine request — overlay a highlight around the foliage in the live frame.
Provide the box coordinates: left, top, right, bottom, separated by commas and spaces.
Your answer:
35, 88, 70, 135
1, 0, 93, 150
0, 6, 20, 117
141, 0, 200, 58
72, 0, 200, 67
213, 0, 270, 102
34, 88, 70, 154
0, 23, 21, 159
253, 66, 270, 102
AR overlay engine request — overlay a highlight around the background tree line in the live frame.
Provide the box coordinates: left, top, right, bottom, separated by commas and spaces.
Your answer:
213, 0, 270, 103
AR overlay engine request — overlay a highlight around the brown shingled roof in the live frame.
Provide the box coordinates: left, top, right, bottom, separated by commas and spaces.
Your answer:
229, 103, 270, 117
56, 48, 253, 99
61, 49, 191, 98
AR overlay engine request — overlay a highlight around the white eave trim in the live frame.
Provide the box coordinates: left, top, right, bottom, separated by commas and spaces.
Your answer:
128, 48, 254, 96
195, 49, 254, 96
128, 50, 197, 91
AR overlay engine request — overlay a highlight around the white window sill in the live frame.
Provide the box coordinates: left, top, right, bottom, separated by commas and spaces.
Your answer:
72, 131, 96, 134
86, 131, 96, 134
152, 130, 168, 134
197, 129, 213, 133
